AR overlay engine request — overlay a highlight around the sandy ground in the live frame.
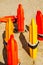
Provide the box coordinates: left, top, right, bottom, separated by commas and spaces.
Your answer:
0, 0, 43, 65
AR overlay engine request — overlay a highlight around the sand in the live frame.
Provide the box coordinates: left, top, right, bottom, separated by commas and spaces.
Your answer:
0, 0, 43, 65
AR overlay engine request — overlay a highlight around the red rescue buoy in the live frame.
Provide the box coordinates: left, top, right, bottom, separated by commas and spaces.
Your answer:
36, 10, 43, 40
7, 35, 18, 65
0, 16, 15, 23
17, 4, 24, 32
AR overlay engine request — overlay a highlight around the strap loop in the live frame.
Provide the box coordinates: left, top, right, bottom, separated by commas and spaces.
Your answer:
28, 41, 39, 49
38, 34, 43, 38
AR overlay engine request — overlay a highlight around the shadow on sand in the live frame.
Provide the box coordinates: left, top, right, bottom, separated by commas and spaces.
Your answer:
0, 31, 7, 65
19, 32, 30, 55
0, 45, 7, 65
25, 25, 29, 31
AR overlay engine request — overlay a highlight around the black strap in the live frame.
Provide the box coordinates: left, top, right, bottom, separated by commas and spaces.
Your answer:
3, 40, 7, 45
28, 41, 39, 49
38, 35, 43, 38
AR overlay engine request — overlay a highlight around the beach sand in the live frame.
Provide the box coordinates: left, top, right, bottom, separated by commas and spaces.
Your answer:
0, 0, 43, 65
